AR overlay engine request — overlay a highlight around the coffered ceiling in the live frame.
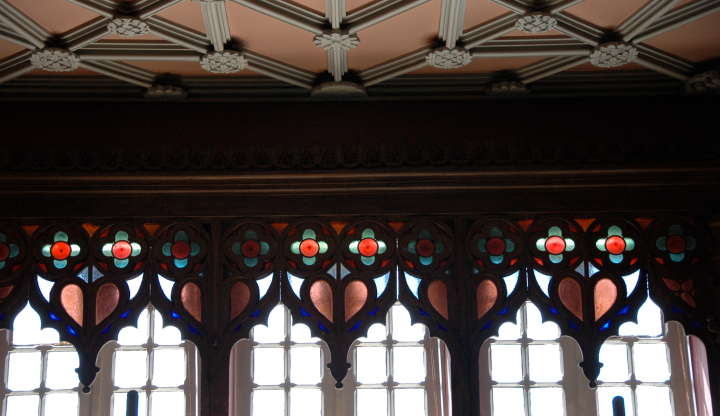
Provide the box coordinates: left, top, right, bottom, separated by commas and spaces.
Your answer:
0, 0, 718, 97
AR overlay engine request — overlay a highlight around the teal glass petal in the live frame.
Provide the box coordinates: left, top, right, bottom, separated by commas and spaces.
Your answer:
349, 241, 360, 254
549, 254, 563, 264
435, 241, 444, 254
596, 238, 607, 252
176, 230, 189, 242
377, 241, 387, 255
70, 245, 81, 257
114, 258, 129, 269
260, 242, 270, 255
54, 231, 69, 242
361, 228, 375, 239
162, 242, 172, 257
302, 229, 316, 240
489, 226, 502, 237
102, 243, 113, 257
42, 244, 52, 258
190, 242, 200, 257
564, 239, 575, 252
53, 259, 67, 269
9, 244, 18, 258
0, 261, 4, 269
548, 226, 562, 237
609, 254, 623, 264
174, 258, 188, 269
115, 231, 129, 242
361, 256, 375, 266
419, 229, 432, 239
131, 242, 142, 257
244, 257, 258, 268
686, 237, 696, 251
419, 256, 433, 266
668, 225, 683, 236
608, 225, 623, 237
490, 255, 503, 265
318, 241, 328, 254
303, 256, 316, 266
477, 238, 487, 253
244, 230, 258, 240
536, 238, 547, 252
0, 233, 5, 242
408, 241, 416, 254
624, 238, 635, 251
670, 252, 685, 262
505, 239, 515, 253
291, 241, 301, 254
656, 236, 667, 251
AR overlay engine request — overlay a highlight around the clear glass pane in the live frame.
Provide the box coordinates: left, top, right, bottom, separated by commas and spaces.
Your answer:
118, 309, 149, 346
44, 392, 79, 416
113, 392, 148, 416
290, 346, 321, 385
7, 351, 42, 390
598, 343, 629, 382
619, 299, 663, 337
393, 346, 425, 383
150, 391, 185, 416
490, 344, 522, 382
45, 351, 79, 389
529, 387, 563, 416
526, 303, 560, 340
496, 321, 522, 341
253, 306, 285, 344
12, 303, 60, 345
633, 343, 670, 382
395, 388, 426, 415
253, 390, 285, 416
153, 310, 182, 345
355, 346, 386, 384
391, 305, 425, 342
114, 351, 148, 387
290, 323, 317, 344
492, 387, 525, 416
597, 386, 634, 416
528, 344, 562, 382
253, 347, 284, 385
152, 348, 186, 387
636, 386, 672, 416
290, 388, 322, 416
358, 323, 386, 343
357, 389, 387, 416
6, 395, 39, 416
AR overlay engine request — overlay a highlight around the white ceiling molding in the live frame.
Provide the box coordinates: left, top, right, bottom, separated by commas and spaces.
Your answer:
589, 42, 638, 68
515, 13, 558, 33
471, 38, 590, 57
438, 0, 467, 49
426, 47, 472, 69
0, 50, 33, 84
488, 0, 525, 14
634, 43, 693, 80
633, 0, 720, 42
313, 31, 359, 81
325, 0, 346, 29
146, 17, 209, 53
137, 0, 186, 18
360, 47, 431, 86
79, 60, 156, 87
30, 48, 80, 72
617, 0, 679, 40
0, 22, 34, 49
547, 0, 585, 13
0, 1, 48, 49
460, 13, 517, 48
78, 41, 200, 61
62, 17, 113, 51
517, 55, 588, 83
553, 13, 603, 46
229, 0, 325, 33
244, 50, 316, 88
197, 0, 232, 51
107, 18, 152, 37
200, 50, 247, 72
64, 0, 115, 18
345, 0, 432, 33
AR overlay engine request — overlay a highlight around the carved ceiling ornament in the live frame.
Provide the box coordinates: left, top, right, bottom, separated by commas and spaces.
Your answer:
30, 48, 80, 72
487, 80, 528, 95
145, 84, 188, 98
200, 50, 248, 73
107, 17, 151, 37
590, 42, 639, 68
686, 70, 720, 94
313, 31, 360, 51
426, 47, 472, 69
515, 13, 558, 33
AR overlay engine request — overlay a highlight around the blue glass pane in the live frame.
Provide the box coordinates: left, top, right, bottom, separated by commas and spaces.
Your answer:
404, 273, 422, 299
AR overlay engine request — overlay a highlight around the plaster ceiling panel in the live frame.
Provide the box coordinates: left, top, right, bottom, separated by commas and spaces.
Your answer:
7, 0, 100, 35
0, 40, 23, 61
350, 0, 440, 70
464, 2, 511, 31
501, 30, 566, 37
286, 0, 324, 14
105, 33, 167, 41
671, 0, 698, 10
156, 0, 205, 33
225, 2, 326, 72
412, 56, 545, 74
348, 0, 381, 14
564, 0, 649, 29
642, 12, 720, 62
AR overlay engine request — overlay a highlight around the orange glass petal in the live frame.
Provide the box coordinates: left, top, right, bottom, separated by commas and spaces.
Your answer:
559, 278, 583, 320
181, 282, 202, 322
476, 279, 498, 320
310, 280, 333, 322
95, 283, 119, 325
61, 284, 84, 326
230, 281, 251, 319
428, 280, 449, 319
594, 278, 617, 321
344, 280, 368, 321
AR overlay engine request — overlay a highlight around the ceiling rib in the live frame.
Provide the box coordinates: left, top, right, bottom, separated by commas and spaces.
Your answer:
547, 0, 585, 13
229, 0, 325, 33
471, 38, 591, 58
0, 1, 48, 49
244, 50, 316, 88
138, 0, 186, 18
64, 0, 115, 17
617, 0, 679, 40
0, 50, 33, 84
79, 41, 201, 61
633, 0, 720, 42
438, 0, 467, 48
517, 55, 587, 83
488, 0, 525, 14
326, 0, 346, 29
79, 60, 156, 87
360, 47, 431, 86
146, 16, 209, 53
198, 0, 232, 51
0, 22, 34, 49
345, 0, 432, 33
634, 43, 693, 80
460, 13, 517, 48
553, 13, 602, 46
62, 17, 112, 51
